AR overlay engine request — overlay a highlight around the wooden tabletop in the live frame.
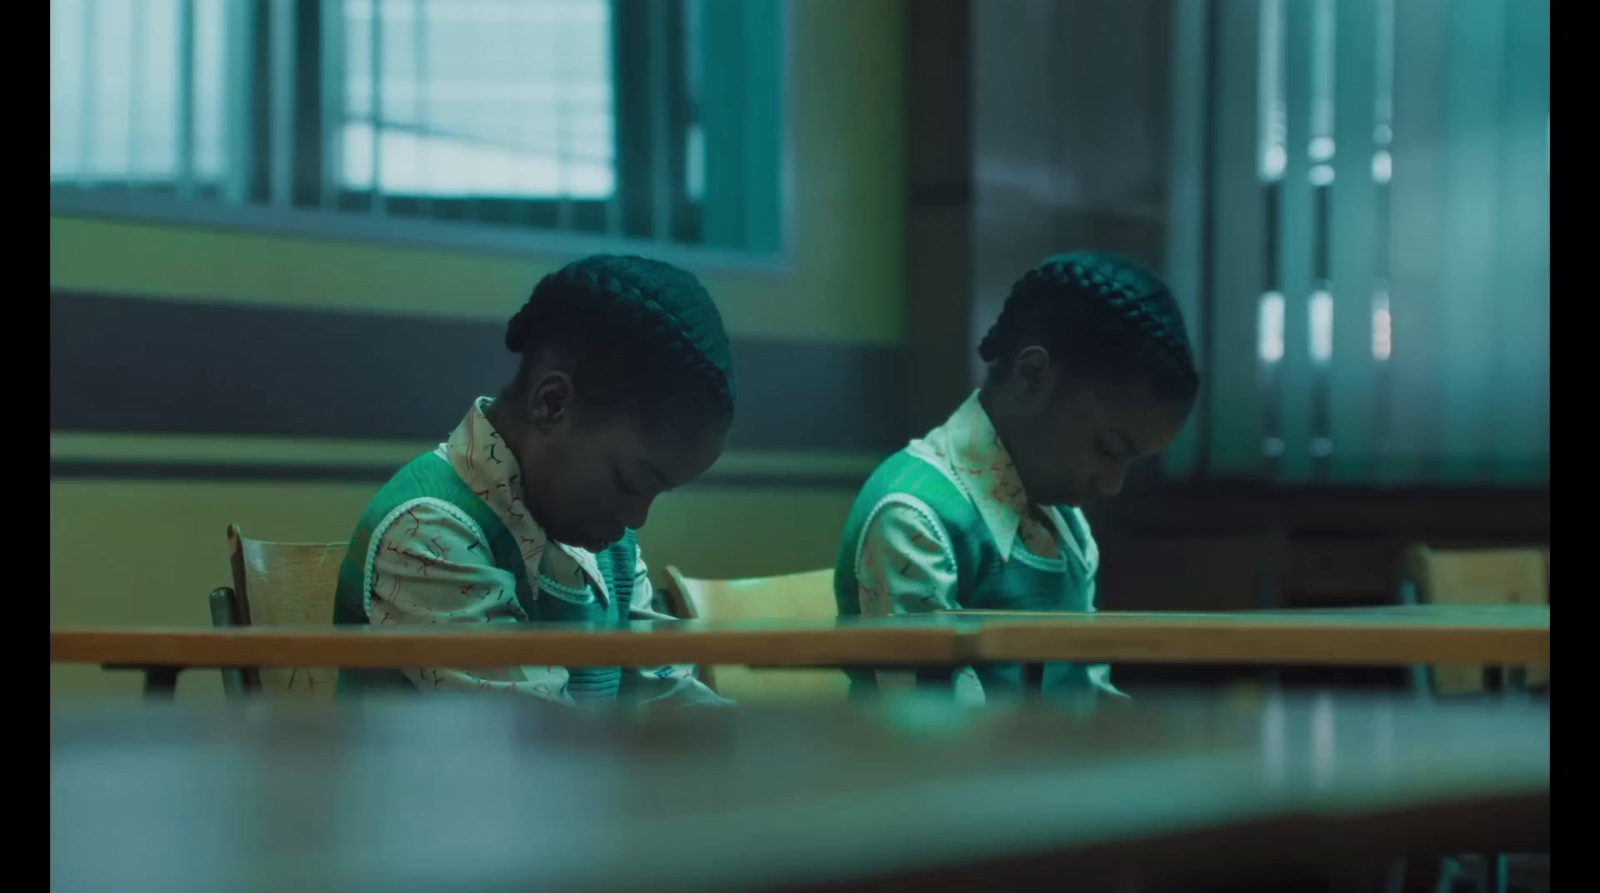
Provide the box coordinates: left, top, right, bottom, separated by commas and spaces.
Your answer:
51, 693, 1549, 893
962, 605, 1550, 666
49, 616, 973, 669
50, 605, 1548, 671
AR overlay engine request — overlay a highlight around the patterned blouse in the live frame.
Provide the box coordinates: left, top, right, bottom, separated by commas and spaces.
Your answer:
367, 397, 728, 707
853, 391, 1115, 703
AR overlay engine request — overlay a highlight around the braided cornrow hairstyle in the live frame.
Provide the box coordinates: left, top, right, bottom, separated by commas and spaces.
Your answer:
978, 251, 1199, 403
504, 254, 734, 434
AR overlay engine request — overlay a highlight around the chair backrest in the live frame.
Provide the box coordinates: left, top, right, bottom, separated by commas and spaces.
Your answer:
663, 566, 848, 703
220, 524, 346, 699
1400, 545, 1550, 694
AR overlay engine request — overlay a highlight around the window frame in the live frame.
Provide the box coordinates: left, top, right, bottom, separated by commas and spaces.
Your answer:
49, 0, 793, 273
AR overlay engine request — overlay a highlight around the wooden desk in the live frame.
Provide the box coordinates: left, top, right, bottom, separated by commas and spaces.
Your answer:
51, 694, 1548, 893
52, 606, 1547, 697
50, 615, 973, 675
961, 605, 1549, 666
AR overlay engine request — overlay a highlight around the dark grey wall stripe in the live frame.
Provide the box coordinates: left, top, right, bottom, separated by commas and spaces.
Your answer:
49, 460, 870, 491
51, 460, 400, 484
50, 291, 902, 451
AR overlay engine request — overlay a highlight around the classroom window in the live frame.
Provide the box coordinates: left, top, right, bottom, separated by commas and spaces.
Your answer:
340, 0, 616, 200
49, 0, 787, 257
1165, 0, 1548, 484
50, 0, 230, 186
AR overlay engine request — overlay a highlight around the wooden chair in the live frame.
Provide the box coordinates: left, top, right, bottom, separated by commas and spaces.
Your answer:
1398, 545, 1550, 696
1392, 545, 1550, 893
661, 566, 849, 703
209, 524, 346, 700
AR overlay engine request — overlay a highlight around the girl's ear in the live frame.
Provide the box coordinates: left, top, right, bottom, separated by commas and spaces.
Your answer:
1012, 345, 1053, 394
525, 371, 576, 428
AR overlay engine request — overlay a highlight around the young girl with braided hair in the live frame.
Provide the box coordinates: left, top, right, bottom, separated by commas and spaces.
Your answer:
835, 251, 1199, 705
334, 254, 734, 706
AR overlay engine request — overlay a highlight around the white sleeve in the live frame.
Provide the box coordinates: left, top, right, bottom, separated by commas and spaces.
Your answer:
854, 498, 983, 702
369, 499, 573, 703
854, 498, 960, 615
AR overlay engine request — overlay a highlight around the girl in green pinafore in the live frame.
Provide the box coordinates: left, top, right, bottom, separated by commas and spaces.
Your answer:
333, 254, 735, 707
836, 252, 1199, 705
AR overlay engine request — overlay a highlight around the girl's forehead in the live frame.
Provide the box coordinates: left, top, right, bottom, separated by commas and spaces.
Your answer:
1091, 391, 1193, 457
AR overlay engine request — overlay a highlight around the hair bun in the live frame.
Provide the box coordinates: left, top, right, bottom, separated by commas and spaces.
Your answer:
501, 254, 735, 412
975, 250, 1197, 401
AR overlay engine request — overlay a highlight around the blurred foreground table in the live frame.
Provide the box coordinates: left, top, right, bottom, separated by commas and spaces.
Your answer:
51, 693, 1548, 893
